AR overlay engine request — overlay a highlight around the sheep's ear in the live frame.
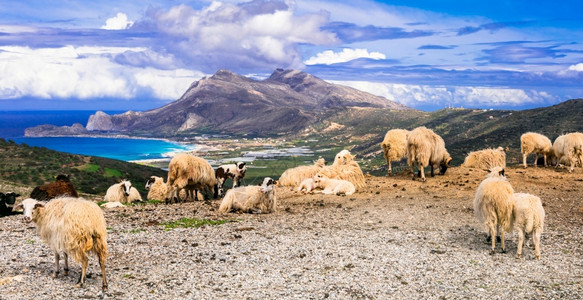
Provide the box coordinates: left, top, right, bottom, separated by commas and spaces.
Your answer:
13, 203, 23, 211
351, 154, 356, 159
273, 180, 279, 186
34, 202, 45, 209
116, 178, 122, 183
504, 147, 509, 152
499, 169, 505, 177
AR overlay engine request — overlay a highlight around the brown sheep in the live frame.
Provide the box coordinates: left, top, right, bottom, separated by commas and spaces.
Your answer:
30, 174, 78, 201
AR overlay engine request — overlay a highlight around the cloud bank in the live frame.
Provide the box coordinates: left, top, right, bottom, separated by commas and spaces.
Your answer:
101, 13, 134, 30
305, 48, 386, 65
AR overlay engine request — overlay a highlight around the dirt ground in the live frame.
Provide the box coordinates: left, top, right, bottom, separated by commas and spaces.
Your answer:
1, 165, 582, 299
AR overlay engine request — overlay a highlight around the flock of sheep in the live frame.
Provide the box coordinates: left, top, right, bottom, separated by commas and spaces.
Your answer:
6, 126, 583, 292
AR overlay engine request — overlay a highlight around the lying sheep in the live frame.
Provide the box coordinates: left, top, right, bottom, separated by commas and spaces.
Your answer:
317, 150, 366, 190
313, 174, 355, 196
0, 192, 20, 216
145, 176, 168, 201
30, 174, 78, 201
127, 187, 142, 203
297, 178, 318, 194
219, 177, 277, 214
166, 153, 216, 203
278, 158, 326, 188
381, 129, 410, 174
104, 180, 134, 204
552, 132, 583, 172
512, 193, 545, 259
15, 197, 108, 291
473, 167, 514, 254
333, 150, 354, 166
214, 162, 247, 198
521, 132, 553, 168
462, 147, 508, 169
407, 127, 452, 181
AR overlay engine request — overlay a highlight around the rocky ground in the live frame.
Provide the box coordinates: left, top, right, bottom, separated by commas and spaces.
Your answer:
1, 166, 582, 299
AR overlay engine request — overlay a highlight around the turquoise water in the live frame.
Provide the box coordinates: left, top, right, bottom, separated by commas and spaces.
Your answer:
12, 137, 196, 162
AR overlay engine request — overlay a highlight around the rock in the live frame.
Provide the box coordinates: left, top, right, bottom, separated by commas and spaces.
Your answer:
24, 123, 89, 137
86, 111, 115, 131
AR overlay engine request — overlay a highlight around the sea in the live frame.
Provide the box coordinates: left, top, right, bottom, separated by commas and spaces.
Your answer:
0, 111, 196, 162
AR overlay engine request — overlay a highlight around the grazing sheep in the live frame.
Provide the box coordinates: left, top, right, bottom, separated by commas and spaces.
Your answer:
552, 133, 583, 172
381, 129, 410, 174
317, 151, 366, 191
512, 193, 545, 259
278, 158, 326, 188
297, 178, 318, 194
313, 174, 355, 196
166, 153, 216, 203
462, 147, 508, 169
219, 177, 277, 214
104, 180, 133, 204
0, 192, 20, 216
214, 162, 247, 198
145, 176, 168, 201
520, 132, 553, 168
473, 167, 514, 254
15, 197, 108, 291
407, 127, 452, 182
30, 174, 78, 201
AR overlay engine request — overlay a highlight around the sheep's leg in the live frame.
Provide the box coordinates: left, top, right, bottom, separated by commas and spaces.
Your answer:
420, 165, 426, 182
516, 229, 524, 259
388, 161, 392, 175
98, 248, 108, 292
63, 253, 69, 276
488, 223, 496, 254
534, 153, 539, 167
52, 252, 60, 278
522, 153, 528, 168
543, 154, 548, 167
430, 165, 435, 177
533, 229, 542, 259
75, 255, 89, 288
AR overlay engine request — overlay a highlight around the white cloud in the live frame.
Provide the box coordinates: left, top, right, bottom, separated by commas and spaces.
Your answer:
304, 48, 386, 65
567, 63, 583, 72
101, 12, 134, 30
0, 46, 204, 101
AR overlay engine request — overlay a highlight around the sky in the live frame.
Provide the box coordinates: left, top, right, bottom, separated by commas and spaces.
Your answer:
0, 0, 582, 111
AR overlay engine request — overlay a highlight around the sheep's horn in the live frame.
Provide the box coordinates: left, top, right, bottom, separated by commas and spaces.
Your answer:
446, 157, 452, 167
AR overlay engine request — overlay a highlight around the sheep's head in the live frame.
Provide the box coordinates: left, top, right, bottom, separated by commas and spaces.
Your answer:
259, 177, 277, 194
486, 167, 505, 178
313, 174, 328, 186
120, 180, 132, 197
13, 198, 44, 223
145, 176, 158, 190
314, 157, 326, 167
3, 192, 20, 205
236, 162, 247, 175
55, 174, 70, 182
333, 150, 354, 166
439, 157, 452, 175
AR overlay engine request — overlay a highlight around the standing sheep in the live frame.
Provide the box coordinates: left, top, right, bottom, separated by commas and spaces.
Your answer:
462, 147, 508, 169
15, 197, 108, 291
313, 174, 355, 196
552, 133, 583, 172
214, 162, 247, 198
278, 158, 326, 188
381, 129, 410, 175
317, 150, 366, 190
166, 153, 216, 203
520, 132, 553, 168
513, 193, 545, 259
30, 174, 78, 201
104, 180, 134, 204
407, 127, 452, 182
219, 177, 277, 214
473, 167, 514, 254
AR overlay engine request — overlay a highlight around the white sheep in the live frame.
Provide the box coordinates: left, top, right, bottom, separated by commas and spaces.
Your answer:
278, 158, 326, 188
15, 197, 108, 291
381, 129, 409, 174
297, 178, 318, 193
127, 187, 142, 203
104, 180, 134, 204
166, 153, 216, 203
214, 162, 247, 198
317, 150, 366, 190
520, 132, 553, 168
462, 147, 508, 169
473, 167, 514, 254
219, 177, 277, 214
512, 193, 545, 259
313, 174, 355, 196
407, 126, 452, 182
552, 132, 583, 172
145, 176, 168, 202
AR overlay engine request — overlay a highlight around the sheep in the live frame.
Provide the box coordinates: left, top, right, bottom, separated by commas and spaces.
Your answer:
407, 127, 452, 182
214, 162, 248, 198
313, 174, 355, 196
219, 177, 277, 214
278, 157, 326, 188
127, 187, 142, 203
552, 133, 583, 172
333, 150, 353, 166
104, 180, 134, 204
30, 174, 78, 201
473, 167, 515, 254
520, 132, 553, 168
145, 176, 168, 201
14, 197, 108, 291
381, 129, 410, 174
297, 178, 318, 194
462, 147, 508, 169
0, 192, 20, 216
166, 153, 216, 204
317, 161, 366, 191
512, 193, 545, 259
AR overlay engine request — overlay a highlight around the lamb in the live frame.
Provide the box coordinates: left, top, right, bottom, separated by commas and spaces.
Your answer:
104, 180, 135, 204
297, 178, 318, 194
218, 177, 277, 214
317, 150, 366, 190
473, 167, 515, 254
30, 174, 78, 201
214, 162, 247, 198
512, 193, 545, 259
15, 197, 108, 291
552, 133, 583, 172
0, 192, 20, 216
462, 147, 508, 169
407, 127, 452, 182
381, 129, 410, 174
278, 158, 326, 188
520, 132, 553, 168
313, 174, 355, 196
166, 153, 216, 203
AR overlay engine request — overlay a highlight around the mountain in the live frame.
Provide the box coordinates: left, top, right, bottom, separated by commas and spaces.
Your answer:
83, 69, 411, 136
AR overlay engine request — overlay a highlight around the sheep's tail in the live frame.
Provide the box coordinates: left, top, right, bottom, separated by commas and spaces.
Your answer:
218, 195, 233, 213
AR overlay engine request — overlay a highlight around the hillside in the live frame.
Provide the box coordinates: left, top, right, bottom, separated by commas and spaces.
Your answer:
0, 138, 166, 197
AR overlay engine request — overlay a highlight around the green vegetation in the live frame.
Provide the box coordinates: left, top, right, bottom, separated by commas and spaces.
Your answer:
161, 217, 232, 230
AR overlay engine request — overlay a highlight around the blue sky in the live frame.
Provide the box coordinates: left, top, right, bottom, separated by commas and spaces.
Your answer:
0, 0, 582, 111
